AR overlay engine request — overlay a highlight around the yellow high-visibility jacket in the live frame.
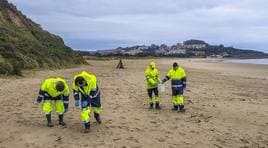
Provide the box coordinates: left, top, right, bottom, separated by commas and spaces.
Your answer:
145, 67, 160, 89
167, 67, 186, 88
72, 71, 97, 96
41, 78, 69, 97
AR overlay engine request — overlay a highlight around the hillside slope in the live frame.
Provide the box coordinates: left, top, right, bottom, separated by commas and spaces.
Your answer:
0, 0, 84, 75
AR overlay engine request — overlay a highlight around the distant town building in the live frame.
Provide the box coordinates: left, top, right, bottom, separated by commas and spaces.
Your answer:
155, 48, 167, 54
124, 49, 143, 55
165, 49, 186, 55
181, 44, 207, 49
160, 44, 168, 49
187, 50, 206, 57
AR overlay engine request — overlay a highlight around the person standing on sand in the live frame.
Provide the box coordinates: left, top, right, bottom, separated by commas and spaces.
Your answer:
36, 77, 69, 127
145, 62, 161, 109
162, 62, 187, 112
72, 71, 102, 133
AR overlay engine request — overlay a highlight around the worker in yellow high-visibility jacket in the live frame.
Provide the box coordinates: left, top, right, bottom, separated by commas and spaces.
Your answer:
145, 62, 161, 109
162, 62, 187, 112
36, 77, 69, 127
72, 71, 102, 133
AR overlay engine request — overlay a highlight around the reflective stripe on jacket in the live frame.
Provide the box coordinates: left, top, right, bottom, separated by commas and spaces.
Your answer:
167, 67, 186, 88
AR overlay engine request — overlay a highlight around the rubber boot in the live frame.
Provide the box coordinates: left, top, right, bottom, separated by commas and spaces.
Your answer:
155, 103, 161, 110
149, 103, 154, 109
172, 105, 178, 111
94, 112, 102, 124
84, 122, 90, 133
46, 114, 53, 127
178, 105, 185, 112
59, 114, 66, 126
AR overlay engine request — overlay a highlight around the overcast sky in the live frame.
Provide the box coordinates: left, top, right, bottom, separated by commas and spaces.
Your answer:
8, 0, 268, 52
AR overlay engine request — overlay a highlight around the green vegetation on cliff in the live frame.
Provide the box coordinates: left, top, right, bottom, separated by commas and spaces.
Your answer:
0, 0, 84, 75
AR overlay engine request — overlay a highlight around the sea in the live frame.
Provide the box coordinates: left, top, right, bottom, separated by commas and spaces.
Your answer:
225, 59, 268, 65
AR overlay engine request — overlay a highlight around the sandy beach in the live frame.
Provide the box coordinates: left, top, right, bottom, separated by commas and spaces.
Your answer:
0, 58, 267, 148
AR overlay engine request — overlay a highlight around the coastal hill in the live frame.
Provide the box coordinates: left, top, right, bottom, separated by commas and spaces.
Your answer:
86, 39, 268, 59
0, 0, 84, 75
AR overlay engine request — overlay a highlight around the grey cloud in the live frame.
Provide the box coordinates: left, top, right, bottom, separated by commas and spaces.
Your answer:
8, 0, 268, 52
10, 0, 230, 16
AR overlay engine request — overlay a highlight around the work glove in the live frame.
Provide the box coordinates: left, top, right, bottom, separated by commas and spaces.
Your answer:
36, 96, 43, 103
162, 76, 169, 84
74, 100, 79, 108
161, 79, 167, 84
64, 108, 68, 113
81, 101, 88, 108
88, 95, 94, 103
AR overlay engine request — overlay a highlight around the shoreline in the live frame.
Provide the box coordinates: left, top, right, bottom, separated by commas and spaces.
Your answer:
223, 58, 268, 65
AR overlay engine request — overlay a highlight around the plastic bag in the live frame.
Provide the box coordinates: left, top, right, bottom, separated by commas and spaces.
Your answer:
158, 83, 165, 92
